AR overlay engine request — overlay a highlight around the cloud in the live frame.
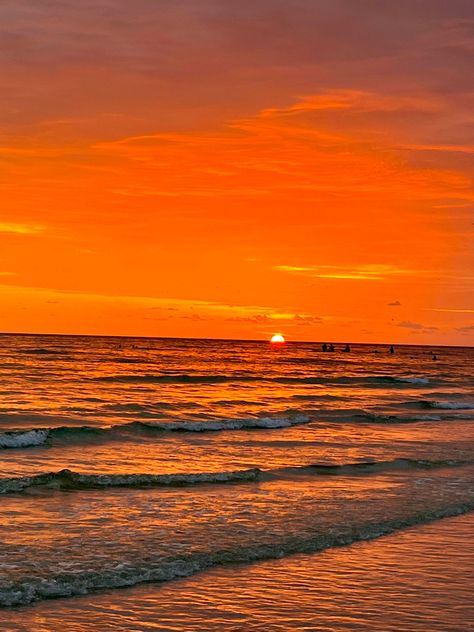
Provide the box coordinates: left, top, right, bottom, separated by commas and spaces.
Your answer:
276, 264, 410, 281
398, 143, 474, 155
396, 320, 439, 331
292, 314, 323, 324
0, 282, 290, 318
87, 87, 474, 206
226, 312, 323, 325
259, 91, 441, 119
388, 300, 401, 306
428, 308, 474, 313
0, 222, 46, 235
455, 324, 474, 332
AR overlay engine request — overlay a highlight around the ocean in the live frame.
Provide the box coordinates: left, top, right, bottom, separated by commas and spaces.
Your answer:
0, 334, 473, 630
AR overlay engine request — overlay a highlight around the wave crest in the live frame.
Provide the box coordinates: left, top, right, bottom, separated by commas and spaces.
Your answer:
0, 414, 312, 450
92, 373, 431, 386
426, 401, 473, 410
2, 457, 470, 495
0, 429, 49, 449
0, 467, 260, 494
0, 502, 471, 607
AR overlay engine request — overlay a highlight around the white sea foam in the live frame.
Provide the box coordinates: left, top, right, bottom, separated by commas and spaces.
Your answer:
3, 457, 469, 496
142, 414, 311, 432
409, 415, 443, 421
395, 377, 430, 385
0, 467, 261, 494
0, 429, 49, 449
429, 402, 473, 410
353, 411, 442, 423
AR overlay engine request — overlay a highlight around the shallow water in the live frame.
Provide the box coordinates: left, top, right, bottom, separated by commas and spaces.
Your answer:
0, 335, 473, 621
4, 513, 473, 631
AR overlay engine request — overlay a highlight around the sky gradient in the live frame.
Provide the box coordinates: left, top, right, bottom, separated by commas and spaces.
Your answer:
1, 0, 473, 343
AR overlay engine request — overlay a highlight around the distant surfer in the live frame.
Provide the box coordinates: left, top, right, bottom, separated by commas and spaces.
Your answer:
389, 345, 395, 354
343, 344, 351, 353
322, 343, 328, 352
329, 344, 335, 352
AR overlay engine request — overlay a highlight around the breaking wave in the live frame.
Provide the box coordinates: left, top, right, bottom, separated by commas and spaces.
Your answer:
2, 457, 470, 495
0, 502, 472, 607
351, 411, 443, 423
2, 399, 465, 450
0, 467, 260, 494
0, 414, 312, 449
425, 401, 474, 410
0, 429, 49, 449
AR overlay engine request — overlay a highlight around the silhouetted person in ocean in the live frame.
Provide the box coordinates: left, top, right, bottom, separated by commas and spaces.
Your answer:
322, 343, 328, 352
432, 354, 438, 361
389, 345, 395, 354
329, 344, 335, 352
343, 344, 351, 352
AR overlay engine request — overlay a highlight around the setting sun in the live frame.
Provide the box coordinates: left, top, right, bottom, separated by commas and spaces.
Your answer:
270, 334, 285, 344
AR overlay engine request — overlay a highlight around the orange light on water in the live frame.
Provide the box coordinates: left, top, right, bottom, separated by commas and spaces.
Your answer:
270, 334, 285, 344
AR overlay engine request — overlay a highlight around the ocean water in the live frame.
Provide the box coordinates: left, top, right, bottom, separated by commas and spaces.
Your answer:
0, 334, 473, 626
4, 513, 473, 631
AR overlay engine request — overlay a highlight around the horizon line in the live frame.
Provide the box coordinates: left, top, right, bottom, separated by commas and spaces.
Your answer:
0, 330, 471, 349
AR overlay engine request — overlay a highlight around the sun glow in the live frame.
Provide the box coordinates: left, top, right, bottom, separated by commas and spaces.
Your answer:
270, 334, 285, 344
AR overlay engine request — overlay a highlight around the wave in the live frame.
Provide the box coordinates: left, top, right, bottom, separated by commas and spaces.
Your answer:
399, 399, 474, 411
295, 457, 473, 476
275, 374, 432, 386
1, 399, 463, 450
351, 411, 443, 423
17, 348, 65, 355
2, 458, 470, 495
93, 374, 256, 384
92, 373, 431, 386
0, 429, 49, 448
133, 414, 311, 432
0, 414, 311, 449
0, 502, 472, 607
424, 401, 474, 410
0, 467, 260, 494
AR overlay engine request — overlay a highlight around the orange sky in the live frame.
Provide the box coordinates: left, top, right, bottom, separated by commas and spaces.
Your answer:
1, 1, 473, 344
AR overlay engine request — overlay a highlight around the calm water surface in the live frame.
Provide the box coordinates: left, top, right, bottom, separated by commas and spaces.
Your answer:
0, 335, 473, 627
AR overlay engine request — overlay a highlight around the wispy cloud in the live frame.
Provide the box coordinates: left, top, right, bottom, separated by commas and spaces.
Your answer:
455, 324, 474, 332
396, 320, 439, 332
276, 264, 410, 281
0, 222, 46, 235
227, 313, 324, 325
89, 90, 474, 204
258, 91, 441, 119
399, 143, 474, 155
0, 282, 306, 324
428, 308, 474, 314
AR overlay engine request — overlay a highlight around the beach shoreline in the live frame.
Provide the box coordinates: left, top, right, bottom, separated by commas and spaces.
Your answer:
3, 511, 473, 631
